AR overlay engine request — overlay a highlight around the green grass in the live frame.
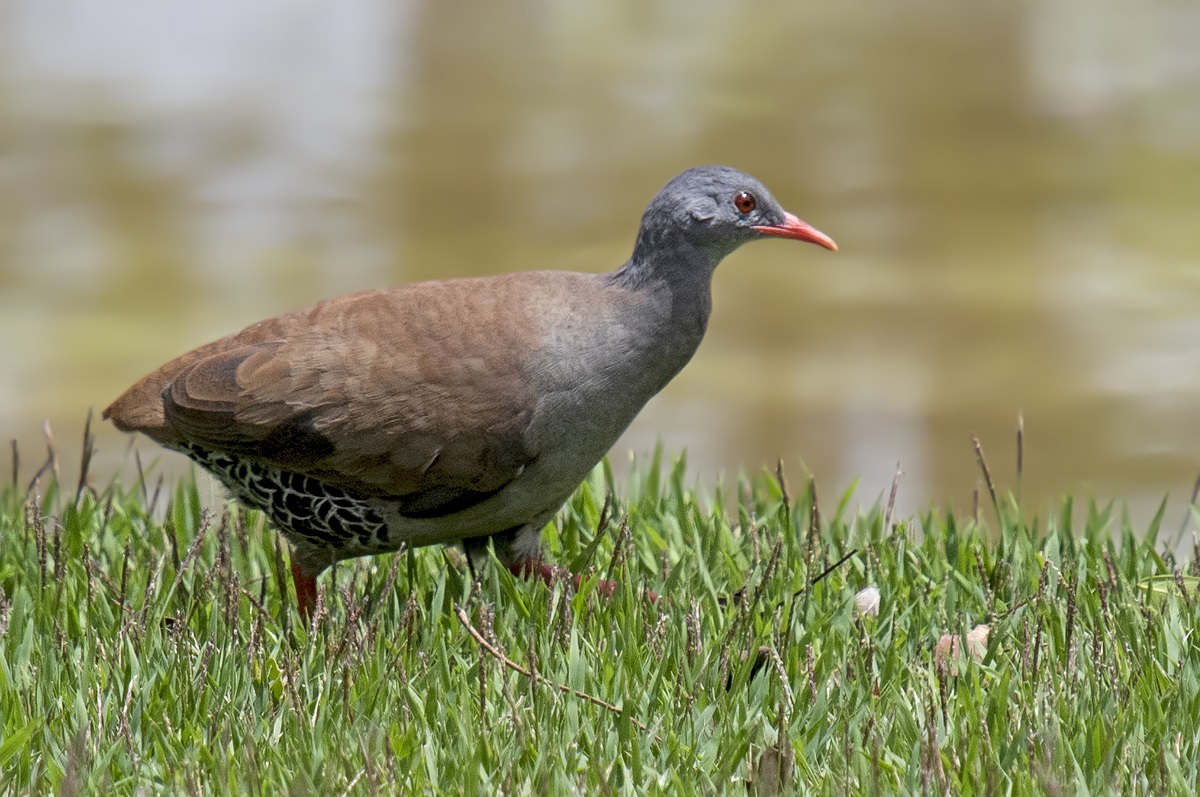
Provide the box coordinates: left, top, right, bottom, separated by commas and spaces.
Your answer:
2, 449, 1200, 795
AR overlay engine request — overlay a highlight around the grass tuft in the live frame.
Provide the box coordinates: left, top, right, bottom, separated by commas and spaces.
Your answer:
1, 449, 1199, 794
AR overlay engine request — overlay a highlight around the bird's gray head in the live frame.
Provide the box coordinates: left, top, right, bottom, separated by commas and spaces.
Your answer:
631, 165, 837, 269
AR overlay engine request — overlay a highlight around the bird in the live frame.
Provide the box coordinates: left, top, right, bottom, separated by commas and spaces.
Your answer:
104, 165, 836, 618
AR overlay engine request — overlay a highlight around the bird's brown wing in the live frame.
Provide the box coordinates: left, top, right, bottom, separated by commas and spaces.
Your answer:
104, 282, 541, 506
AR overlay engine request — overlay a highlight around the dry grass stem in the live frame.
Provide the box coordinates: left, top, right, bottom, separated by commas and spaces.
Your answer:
884, 462, 902, 535
971, 434, 999, 519
1016, 413, 1025, 488
75, 408, 96, 504
455, 603, 651, 735
42, 419, 60, 486
775, 459, 792, 530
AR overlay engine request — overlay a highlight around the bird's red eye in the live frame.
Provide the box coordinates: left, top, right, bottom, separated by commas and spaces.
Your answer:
734, 191, 756, 214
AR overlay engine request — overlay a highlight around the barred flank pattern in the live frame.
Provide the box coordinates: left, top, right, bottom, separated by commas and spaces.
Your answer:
179, 443, 389, 553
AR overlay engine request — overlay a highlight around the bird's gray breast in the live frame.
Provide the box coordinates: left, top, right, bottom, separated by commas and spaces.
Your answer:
523, 285, 705, 469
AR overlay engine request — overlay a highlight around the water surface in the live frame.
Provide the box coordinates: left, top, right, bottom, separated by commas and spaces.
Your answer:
3, 0, 1200, 527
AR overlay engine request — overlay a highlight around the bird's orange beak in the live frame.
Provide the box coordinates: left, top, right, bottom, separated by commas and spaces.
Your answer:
753, 212, 837, 251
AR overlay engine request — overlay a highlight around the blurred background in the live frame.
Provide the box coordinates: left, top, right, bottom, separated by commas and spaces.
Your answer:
2, 0, 1200, 524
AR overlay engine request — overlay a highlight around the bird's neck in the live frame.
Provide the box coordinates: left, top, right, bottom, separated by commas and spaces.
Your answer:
625, 226, 728, 278
609, 231, 719, 299
606, 234, 717, 351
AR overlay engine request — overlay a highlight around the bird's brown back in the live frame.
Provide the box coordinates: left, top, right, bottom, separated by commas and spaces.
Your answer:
103, 272, 601, 499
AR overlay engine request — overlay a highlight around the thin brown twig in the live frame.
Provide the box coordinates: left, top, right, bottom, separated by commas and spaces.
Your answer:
970, 434, 999, 519
240, 585, 270, 617
134, 449, 149, 507
455, 603, 652, 735
775, 459, 792, 531
23, 455, 56, 506
884, 462, 903, 536
597, 490, 613, 540
75, 409, 96, 505
785, 548, 858, 607
43, 419, 60, 487
147, 474, 165, 519
1015, 413, 1025, 492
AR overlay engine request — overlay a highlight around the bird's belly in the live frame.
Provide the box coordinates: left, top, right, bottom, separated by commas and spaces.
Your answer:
176, 442, 587, 559
369, 383, 653, 549
370, 455, 591, 548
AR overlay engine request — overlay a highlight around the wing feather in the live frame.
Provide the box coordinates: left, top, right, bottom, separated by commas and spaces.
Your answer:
105, 281, 542, 500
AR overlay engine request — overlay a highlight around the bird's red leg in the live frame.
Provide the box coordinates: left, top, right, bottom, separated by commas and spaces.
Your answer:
291, 559, 318, 621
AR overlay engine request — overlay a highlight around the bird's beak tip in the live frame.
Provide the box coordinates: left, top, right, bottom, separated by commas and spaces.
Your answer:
753, 212, 837, 251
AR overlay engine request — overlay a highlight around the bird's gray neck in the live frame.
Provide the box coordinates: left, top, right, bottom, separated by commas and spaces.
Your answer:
618, 225, 728, 281
603, 234, 719, 382
606, 233, 719, 330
